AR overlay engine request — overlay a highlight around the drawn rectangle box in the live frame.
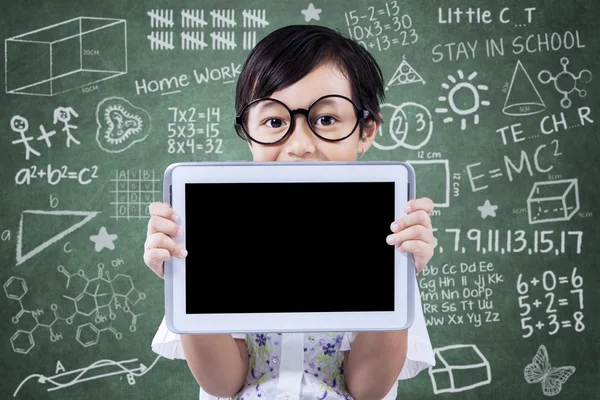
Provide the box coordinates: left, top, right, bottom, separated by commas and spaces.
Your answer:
527, 179, 579, 224
5, 17, 127, 96
407, 160, 450, 207
429, 345, 491, 394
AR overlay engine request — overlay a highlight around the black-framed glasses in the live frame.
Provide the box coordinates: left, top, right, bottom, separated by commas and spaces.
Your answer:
234, 94, 371, 145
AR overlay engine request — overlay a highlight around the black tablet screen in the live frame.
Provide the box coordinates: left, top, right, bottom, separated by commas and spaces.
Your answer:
185, 181, 396, 314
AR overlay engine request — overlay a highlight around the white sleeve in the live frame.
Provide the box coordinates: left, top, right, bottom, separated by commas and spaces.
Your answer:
340, 276, 435, 380
151, 316, 247, 360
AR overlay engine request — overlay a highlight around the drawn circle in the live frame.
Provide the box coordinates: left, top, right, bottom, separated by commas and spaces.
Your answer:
130, 325, 137, 332
579, 89, 587, 97
78, 269, 85, 276
12, 316, 18, 323
538, 70, 553, 85
579, 70, 592, 83
555, 72, 577, 94
116, 332, 123, 340
51, 304, 58, 311
560, 97, 572, 109
139, 292, 146, 300
449, 82, 480, 116
390, 102, 433, 150
10, 116, 28, 132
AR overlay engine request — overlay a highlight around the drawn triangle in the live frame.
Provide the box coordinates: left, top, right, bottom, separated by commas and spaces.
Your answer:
16, 210, 100, 266
386, 56, 425, 90
503, 60, 546, 116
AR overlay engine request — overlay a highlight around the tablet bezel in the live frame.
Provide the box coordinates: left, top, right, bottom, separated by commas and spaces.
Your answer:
163, 161, 415, 334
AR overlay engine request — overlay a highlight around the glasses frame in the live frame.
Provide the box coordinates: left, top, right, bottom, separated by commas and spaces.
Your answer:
234, 94, 371, 145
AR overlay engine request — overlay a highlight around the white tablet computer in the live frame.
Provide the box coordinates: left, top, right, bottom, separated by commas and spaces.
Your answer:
163, 161, 416, 334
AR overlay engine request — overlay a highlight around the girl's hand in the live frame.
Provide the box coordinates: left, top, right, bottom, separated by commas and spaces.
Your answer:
143, 202, 187, 279
386, 197, 435, 274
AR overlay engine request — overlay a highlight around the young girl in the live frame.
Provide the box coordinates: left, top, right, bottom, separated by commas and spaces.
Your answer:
145, 24, 436, 400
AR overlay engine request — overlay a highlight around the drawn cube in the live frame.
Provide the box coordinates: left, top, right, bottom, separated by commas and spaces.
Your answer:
5, 17, 127, 96
428, 344, 491, 394
527, 179, 579, 224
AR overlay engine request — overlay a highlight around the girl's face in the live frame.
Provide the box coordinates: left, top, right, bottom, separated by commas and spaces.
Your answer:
246, 63, 380, 162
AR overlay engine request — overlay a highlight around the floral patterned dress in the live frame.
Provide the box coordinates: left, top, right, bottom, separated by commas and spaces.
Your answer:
152, 282, 435, 399
230, 332, 351, 399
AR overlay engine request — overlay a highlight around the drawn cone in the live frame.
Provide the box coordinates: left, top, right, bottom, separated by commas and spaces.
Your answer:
502, 60, 546, 116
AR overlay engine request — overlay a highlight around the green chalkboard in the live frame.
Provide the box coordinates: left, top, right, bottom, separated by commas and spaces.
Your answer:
1, 0, 599, 399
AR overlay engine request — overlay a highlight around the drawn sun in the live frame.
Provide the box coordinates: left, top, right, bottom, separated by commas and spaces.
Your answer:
435, 70, 490, 131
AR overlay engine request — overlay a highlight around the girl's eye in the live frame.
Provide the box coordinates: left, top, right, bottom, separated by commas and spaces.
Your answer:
314, 116, 336, 126
266, 118, 285, 128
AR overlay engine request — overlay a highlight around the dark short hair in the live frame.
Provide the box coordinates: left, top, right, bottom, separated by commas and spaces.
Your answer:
234, 24, 385, 142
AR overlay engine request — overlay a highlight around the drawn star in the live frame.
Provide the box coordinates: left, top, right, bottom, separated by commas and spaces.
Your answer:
89, 227, 118, 251
301, 3, 322, 22
477, 200, 498, 219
